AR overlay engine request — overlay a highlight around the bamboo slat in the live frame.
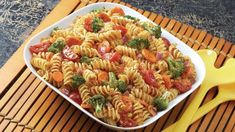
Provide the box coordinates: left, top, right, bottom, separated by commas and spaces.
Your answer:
0, 0, 234, 132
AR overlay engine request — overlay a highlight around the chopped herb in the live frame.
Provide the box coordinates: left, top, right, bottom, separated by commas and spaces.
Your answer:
124, 15, 139, 21
92, 17, 104, 33
80, 56, 91, 64
142, 22, 162, 38
48, 38, 65, 53
72, 74, 86, 88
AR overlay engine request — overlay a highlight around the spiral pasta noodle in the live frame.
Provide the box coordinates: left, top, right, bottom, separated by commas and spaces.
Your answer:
83, 69, 98, 85
31, 57, 50, 71
131, 89, 153, 104
111, 16, 134, 26
71, 45, 101, 57
78, 84, 91, 104
90, 58, 117, 71
90, 85, 116, 96
62, 61, 74, 87
96, 30, 122, 43
169, 44, 183, 59
33, 52, 54, 61
115, 45, 137, 59
50, 53, 62, 73
126, 23, 144, 37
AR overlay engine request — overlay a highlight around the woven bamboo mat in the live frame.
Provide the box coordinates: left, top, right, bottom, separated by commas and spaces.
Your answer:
0, 0, 234, 131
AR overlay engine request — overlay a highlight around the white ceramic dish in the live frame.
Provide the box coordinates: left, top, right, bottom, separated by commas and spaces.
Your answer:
24, 2, 205, 130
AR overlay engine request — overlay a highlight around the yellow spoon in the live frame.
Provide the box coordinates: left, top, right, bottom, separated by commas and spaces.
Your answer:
163, 82, 235, 131
168, 50, 235, 132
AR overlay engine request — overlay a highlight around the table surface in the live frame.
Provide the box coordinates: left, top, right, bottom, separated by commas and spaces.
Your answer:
0, 0, 234, 68
0, 0, 234, 131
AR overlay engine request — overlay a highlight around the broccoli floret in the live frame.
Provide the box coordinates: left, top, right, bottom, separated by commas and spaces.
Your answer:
167, 58, 184, 78
88, 94, 106, 112
153, 91, 173, 111
80, 56, 91, 64
124, 15, 139, 21
109, 72, 118, 88
128, 38, 150, 50
117, 80, 127, 93
142, 22, 161, 38
91, 7, 105, 13
152, 96, 169, 111
48, 38, 65, 53
92, 17, 104, 33
71, 74, 85, 88
50, 27, 60, 36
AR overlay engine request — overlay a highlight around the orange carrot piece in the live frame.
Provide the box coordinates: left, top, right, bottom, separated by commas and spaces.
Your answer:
141, 49, 157, 63
98, 71, 108, 83
81, 103, 92, 109
52, 71, 63, 82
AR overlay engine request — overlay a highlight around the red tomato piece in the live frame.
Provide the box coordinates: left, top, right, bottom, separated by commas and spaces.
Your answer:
111, 7, 125, 16
62, 46, 79, 62
173, 79, 192, 93
69, 91, 82, 105
119, 112, 137, 127
66, 37, 82, 46
102, 52, 121, 62
161, 37, 171, 47
141, 70, 157, 87
113, 25, 127, 36
29, 41, 51, 54
110, 52, 121, 62
97, 41, 111, 55
98, 13, 111, 22
84, 17, 93, 32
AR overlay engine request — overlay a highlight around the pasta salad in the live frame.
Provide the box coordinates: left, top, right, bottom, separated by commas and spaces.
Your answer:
29, 7, 196, 127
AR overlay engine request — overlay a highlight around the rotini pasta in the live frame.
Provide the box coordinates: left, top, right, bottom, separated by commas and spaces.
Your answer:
29, 6, 196, 127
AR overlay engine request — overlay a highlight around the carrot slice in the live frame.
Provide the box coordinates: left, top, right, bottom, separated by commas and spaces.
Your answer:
52, 71, 63, 82
141, 49, 157, 63
97, 71, 108, 83
81, 103, 92, 109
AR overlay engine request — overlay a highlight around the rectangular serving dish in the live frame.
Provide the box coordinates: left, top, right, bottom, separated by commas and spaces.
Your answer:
24, 2, 205, 130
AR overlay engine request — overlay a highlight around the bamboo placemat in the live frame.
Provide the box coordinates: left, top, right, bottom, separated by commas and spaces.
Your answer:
0, 0, 234, 131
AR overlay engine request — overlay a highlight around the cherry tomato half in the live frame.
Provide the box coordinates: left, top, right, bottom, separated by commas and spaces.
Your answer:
62, 46, 79, 62
98, 13, 111, 22
141, 69, 157, 87
66, 36, 82, 46
102, 52, 121, 62
29, 41, 51, 54
173, 79, 192, 93
161, 37, 171, 47
84, 17, 93, 32
111, 7, 125, 16
69, 91, 82, 105
119, 112, 137, 127
97, 41, 111, 55
113, 25, 127, 36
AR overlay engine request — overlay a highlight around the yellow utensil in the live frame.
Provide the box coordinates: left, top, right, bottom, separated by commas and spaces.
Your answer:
163, 82, 235, 131
170, 49, 235, 132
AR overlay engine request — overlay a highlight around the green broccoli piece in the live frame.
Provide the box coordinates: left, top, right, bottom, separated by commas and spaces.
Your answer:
152, 97, 168, 111
142, 22, 161, 38
109, 72, 118, 88
71, 74, 85, 88
50, 27, 60, 36
80, 56, 91, 64
88, 94, 106, 112
48, 38, 65, 53
91, 7, 105, 13
127, 38, 150, 50
153, 91, 174, 111
117, 80, 127, 93
124, 15, 139, 21
92, 17, 104, 33
167, 58, 184, 78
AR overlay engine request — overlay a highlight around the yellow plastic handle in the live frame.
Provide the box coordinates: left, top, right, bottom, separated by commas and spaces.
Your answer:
171, 82, 214, 132
163, 93, 226, 132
